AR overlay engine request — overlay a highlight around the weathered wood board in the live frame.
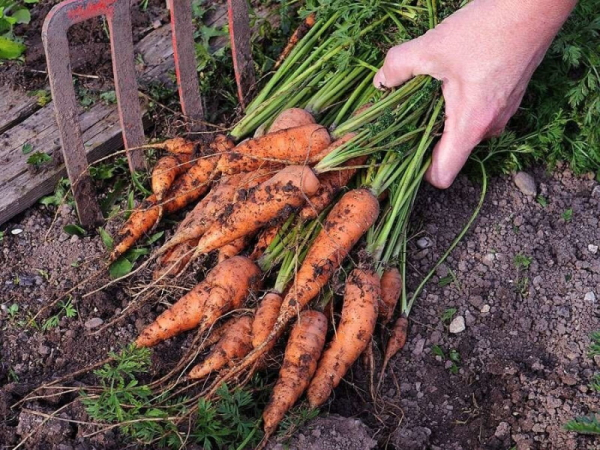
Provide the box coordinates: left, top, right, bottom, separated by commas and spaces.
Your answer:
0, 3, 232, 226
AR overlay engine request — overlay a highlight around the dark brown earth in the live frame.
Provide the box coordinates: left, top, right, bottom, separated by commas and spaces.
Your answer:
1, 164, 599, 449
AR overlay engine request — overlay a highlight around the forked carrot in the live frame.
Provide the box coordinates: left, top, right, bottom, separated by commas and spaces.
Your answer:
217, 235, 251, 263
136, 256, 261, 347
188, 315, 253, 380
262, 310, 327, 438
307, 268, 380, 407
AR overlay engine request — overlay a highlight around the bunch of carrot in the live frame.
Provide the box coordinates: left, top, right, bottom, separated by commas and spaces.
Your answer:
104, 0, 449, 443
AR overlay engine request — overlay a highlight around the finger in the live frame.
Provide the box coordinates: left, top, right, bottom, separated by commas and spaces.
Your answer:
373, 42, 423, 89
425, 90, 483, 189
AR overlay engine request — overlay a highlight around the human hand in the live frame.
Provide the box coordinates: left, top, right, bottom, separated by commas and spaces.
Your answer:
374, 0, 577, 188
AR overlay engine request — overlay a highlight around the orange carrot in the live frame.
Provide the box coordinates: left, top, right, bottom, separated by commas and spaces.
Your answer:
153, 238, 198, 280
251, 292, 283, 350
249, 224, 280, 261
159, 169, 273, 256
379, 267, 402, 325
307, 268, 380, 408
274, 13, 316, 69
158, 137, 197, 156
378, 316, 409, 387
299, 154, 366, 220
110, 195, 160, 261
136, 256, 261, 347
268, 108, 315, 134
216, 124, 331, 175
217, 235, 251, 263
193, 165, 320, 256
151, 154, 191, 202
188, 315, 253, 379
305, 132, 357, 167
208, 134, 235, 153
262, 310, 327, 437
277, 189, 380, 327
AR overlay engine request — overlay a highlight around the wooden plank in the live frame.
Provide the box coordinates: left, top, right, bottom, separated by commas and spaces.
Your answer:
0, 86, 41, 134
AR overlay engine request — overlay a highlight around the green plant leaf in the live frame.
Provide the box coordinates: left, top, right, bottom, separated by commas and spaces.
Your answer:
22, 143, 33, 154
12, 8, 30, 24
146, 231, 164, 245
109, 258, 133, 279
63, 224, 86, 237
98, 227, 114, 251
0, 36, 26, 60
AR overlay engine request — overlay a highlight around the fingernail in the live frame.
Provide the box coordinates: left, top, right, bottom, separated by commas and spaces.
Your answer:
373, 70, 387, 89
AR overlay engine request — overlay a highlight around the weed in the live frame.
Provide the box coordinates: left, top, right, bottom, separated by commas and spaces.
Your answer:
99, 90, 117, 104
42, 298, 77, 331
438, 275, 454, 287
8, 368, 19, 382
40, 178, 72, 208
515, 276, 530, 297
0, 0, 39, 60
441, 308, 457, 323
562, 209, 574, 222
565, 331, 600, 434
6, 303, 19, 319
28, 89, 51, 106
431, 345, 445, 358
22, 142, 33, 154
276, 406, 319, 440
0, 230, 4, 242
431, 345, 460, 374
513, 254, 532, 270
26, 151, 52, 167
536, 196, 548, 207
82, 344, 262, 449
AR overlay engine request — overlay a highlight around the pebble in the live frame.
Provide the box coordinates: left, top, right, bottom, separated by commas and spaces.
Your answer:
11, 228, 23, 235
494, 422, 510, 439
413, 338, 426, 356
464, 310, 476, 326
469, 295, 483, 309
70, 234, 80, 243
84, 317, 104, 329
588, 244, 598, 254
592, 185, 600, 199
449, 316, 465, 334
481, 304, 490, 314
416, 237, 432, 249
482, 253, 495, 266
58, 233, 70, 242
38, 344, 50, 355
584, 291, 596, 302
514, 172, 537, 196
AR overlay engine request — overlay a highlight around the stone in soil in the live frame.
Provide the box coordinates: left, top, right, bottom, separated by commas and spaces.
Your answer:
449, 315, 465, 333
513, 171, 537, 196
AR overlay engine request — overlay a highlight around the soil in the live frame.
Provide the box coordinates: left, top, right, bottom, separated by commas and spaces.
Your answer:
0, 0, 168, 92
1, 164, 599, 449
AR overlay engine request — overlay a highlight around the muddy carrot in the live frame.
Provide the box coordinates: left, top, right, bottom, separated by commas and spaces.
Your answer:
188, 315, 253, 379
379, 267, 401, 325
274, 13, 316, 69
193, 165, 320, 256
262, 310, 327, 437
136, 256, 261, 347
307, 268, 380, 407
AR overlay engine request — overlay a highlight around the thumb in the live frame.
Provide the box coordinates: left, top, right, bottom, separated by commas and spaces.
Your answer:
373, 42, 425, 89
425, 107, 481, 189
